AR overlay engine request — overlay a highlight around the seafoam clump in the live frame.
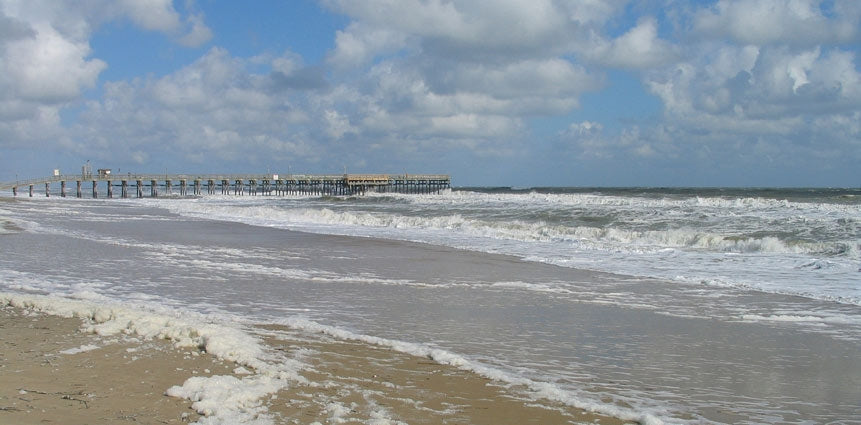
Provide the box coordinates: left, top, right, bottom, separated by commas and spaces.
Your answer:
166, 374, 284, 425
1, 292, 299, 425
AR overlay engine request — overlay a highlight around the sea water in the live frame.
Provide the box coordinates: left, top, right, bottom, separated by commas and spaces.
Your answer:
1, 187, 859, 424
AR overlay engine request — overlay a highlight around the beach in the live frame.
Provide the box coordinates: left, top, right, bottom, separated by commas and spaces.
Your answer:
1, 304, 624, 424
1, 190, 859, 424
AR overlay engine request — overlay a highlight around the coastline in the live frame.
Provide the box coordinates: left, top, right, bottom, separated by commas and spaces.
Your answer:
1, 300, 627, 425
3, 192, 858, 424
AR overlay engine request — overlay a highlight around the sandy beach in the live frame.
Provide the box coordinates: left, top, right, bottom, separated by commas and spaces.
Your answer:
1, 305, 626, 424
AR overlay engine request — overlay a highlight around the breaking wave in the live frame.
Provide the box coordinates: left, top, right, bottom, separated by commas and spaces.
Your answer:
163, 201, 857, 259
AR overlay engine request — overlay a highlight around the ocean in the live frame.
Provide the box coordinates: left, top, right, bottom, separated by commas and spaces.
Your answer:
1, 187, 859, 424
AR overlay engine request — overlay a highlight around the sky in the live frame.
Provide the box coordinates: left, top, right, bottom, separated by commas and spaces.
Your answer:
1, 0, 859, 187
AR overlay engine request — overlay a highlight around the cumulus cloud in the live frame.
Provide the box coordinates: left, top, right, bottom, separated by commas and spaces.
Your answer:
3, 23, 106, 102
0, 12, 34, 40
110, 0, 212, 46
0, 0, 213, 148
617, 41, 861, 174
323, 0, 605, 61
74, 48, 308, 157
647, 44, 861, 125
588, 18, 677, 69
177, 12, 213, 47
554, 0, 861, 180
328, 23, 409, 69
318, 0, 612, 156
693, 0, 859, 45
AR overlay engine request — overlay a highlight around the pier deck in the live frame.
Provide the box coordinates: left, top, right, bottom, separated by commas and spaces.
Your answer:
0, 173, 450, 198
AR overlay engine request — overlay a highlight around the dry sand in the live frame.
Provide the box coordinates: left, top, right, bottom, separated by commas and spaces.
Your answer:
1, 305, 627, 424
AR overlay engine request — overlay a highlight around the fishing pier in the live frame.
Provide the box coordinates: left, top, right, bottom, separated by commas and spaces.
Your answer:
1, 173, 451, 198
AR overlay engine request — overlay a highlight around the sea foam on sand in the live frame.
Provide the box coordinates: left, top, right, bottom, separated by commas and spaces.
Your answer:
2, 291, 659, 425
1, 292, 302, 425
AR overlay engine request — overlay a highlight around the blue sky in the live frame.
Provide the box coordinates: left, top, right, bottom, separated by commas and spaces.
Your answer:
1, 0, 859, 187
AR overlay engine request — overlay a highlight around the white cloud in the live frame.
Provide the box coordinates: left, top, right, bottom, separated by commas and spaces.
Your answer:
119, 0, 184, 33
0, 0, 213, 152
588, 18, 677, 69
177, 13, 213, 47
114, 0, 212, 46
319, 0, 610, 155
2, 22, 106, 102
693, 0, 859, 45
328, 23, 408, 69
450, 59, 596, 100
324, 109, 355, 139
322, 0, 610, 61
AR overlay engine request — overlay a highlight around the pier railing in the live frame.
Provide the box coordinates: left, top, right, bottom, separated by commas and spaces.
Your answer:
1, 173, 451, 198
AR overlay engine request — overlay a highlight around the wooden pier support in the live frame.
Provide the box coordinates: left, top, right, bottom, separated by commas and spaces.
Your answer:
136, 180, 143, 198
12, 186, 16, 196
165, 180, 172, 196
180, 179, 187, 197
92, 181, 98, 198
151, 180, 157, 197
60, 181, 66, 197
107, 180, 113, 198
45, 183, 50, 197
121, 180, 128, 198
29, 185, 33, 197
76, 181, 82, 198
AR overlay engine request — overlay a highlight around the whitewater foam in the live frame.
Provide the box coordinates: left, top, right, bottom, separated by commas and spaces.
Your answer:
151, 195, 860, 308
1, 292, 299, 425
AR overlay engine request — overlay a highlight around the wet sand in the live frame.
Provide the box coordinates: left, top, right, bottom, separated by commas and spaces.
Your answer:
0, 305, 626, 424
0, 306, 229, 424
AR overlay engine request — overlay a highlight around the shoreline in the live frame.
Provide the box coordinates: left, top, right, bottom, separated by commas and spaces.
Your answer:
1, 298, 628, 425
4, 194, 857, 424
